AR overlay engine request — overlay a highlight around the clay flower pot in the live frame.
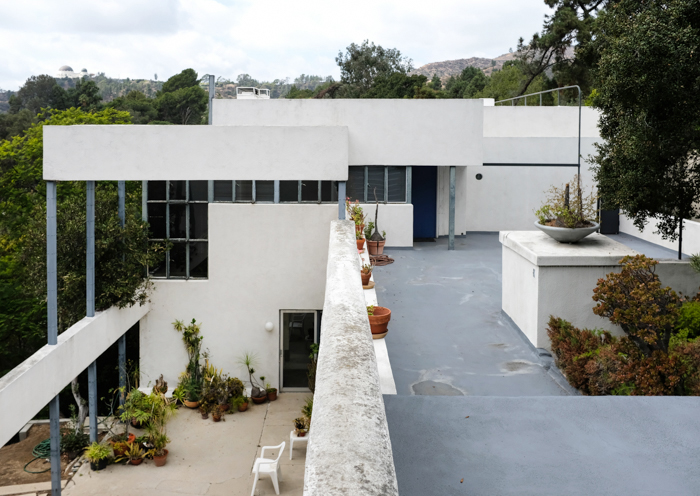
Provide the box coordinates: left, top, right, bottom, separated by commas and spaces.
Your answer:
219, 404, 230, 412
129, 458, 144, 466
184, 400, 200, 409
368, 306, 391, 339
212, 412, 222, 422
296, 430, 307, 437
153, 449, 168, 467
356, 238, 365, 251
361, 271, 372, 286
252, 395, 267, 405
267, 389, 278, 401
238, 402, 249, 412
355, 223, 365, 235
367, 240, 386, 256
201, 411, 209, 420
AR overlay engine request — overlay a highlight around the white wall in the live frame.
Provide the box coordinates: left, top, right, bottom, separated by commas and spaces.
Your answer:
0, 303, 149, 447
619, 215, 700, 256
483, 106, 601, 138
213, 99, 484, 166
44, 125, 349, 181
140, 204, 338, 391
357, 203, 413, 247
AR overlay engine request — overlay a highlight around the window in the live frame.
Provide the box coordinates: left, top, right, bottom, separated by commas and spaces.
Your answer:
346, 166, 407, 203
212, 180, 277, 203
147, 181, 208, 279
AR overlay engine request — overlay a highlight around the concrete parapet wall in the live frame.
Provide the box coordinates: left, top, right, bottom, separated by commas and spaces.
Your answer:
304, 220, 398, 496
0, 303, 149, 447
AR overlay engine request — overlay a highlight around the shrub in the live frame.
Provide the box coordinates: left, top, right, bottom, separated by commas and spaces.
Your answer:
676, 301, 700, 340
672, 339, 700, 395
592, 255, 682, 356
547, 316, 612, 394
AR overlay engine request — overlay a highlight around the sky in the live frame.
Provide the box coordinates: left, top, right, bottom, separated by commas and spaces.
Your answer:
0, 0, 553, 90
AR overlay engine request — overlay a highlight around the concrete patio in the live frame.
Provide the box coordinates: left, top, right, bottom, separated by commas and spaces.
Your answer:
379, 234, 700, 496
63, 393, 309, 496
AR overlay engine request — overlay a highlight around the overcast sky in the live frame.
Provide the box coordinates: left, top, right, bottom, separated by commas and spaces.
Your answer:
0, 0, 552, 90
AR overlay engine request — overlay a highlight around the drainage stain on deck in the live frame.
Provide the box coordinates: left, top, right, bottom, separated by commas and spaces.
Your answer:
412, 380, 465, 396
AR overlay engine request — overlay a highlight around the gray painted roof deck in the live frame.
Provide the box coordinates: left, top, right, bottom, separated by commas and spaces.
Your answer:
379, 234, 700, 496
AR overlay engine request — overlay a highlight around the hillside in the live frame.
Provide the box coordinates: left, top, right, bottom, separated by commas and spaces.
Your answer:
411, 52, 516, 80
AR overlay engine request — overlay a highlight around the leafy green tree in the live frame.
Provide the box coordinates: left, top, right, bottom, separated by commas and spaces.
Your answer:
592, 0, 700, 243
362, 73, 431, 99
106, 91, 158, 124
445, 67, 488, 98
286, 85, 315, 99
0, 109, 35, 141
66, 79, 102, 111
430, 74, 442, 90
9, 75, 69, 115
517, 0, 610, 95
156, 69, 208, 124
335, 40, 414, 97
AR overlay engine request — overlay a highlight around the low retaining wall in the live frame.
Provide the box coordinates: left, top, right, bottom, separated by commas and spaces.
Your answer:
0, 303, 149, 447
304, 220, 398, 496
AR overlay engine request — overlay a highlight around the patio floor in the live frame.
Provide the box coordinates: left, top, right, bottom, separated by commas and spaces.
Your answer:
63, 393, 309, 496
379, 234, 700, 496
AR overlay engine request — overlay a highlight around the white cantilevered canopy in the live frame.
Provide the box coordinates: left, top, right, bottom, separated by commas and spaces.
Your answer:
43, 125, 349, 181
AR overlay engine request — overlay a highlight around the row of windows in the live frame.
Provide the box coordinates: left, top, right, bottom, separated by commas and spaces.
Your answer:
145, 167, 409, 279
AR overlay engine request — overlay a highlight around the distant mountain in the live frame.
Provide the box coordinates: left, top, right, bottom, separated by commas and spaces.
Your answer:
411, 52, 517, 81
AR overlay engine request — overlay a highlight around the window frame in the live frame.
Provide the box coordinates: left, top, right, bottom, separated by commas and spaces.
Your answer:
347, 166, 408, 204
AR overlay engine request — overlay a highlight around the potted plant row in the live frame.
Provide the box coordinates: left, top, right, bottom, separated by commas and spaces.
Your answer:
361, 262, 374, 287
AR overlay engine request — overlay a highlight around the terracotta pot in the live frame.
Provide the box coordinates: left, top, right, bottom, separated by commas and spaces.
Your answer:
131, 419, 145, 429
153, 449, 168, 467
212, 412, 222, 422
296, 430, 307, 437
90, 459, 108, 471
201, 412, 208, 420
267, 390, 278, 401
368, 306, 391, 336
356, 238, 365, 251
367, 240, 386, 256
129, 458, 144, 466
219, 404, 230, 412
252, 395, 267, 405
110, 433, 136, 457
361, 271, 372, 286
355, 223, 365, 234
238, 402, 249, 412
184, 400, 200, 409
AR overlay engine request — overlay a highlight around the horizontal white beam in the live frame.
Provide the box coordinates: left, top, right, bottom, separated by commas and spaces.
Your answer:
43, 125, 349, 181
0, 303, 149, 447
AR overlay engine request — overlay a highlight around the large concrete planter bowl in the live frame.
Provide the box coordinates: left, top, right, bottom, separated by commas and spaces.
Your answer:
534, 221, 600, 243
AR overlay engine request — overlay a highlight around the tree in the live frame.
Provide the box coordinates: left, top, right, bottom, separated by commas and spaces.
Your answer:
430, 74, 442, 90
10, 75, 69, 115
156, 69, 208, 124
335, 40, 414, 97
362, 73, 430, 99
592, 0, 700, 244
286, 85, 314, 99
445, 66, 488, 98
516, 0, 610, 95
476, 62, 550, 102
66, 79, 102, 111
106, 91, 158, 124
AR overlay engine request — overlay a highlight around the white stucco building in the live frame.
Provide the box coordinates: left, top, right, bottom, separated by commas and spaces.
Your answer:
56, 65, 92, 79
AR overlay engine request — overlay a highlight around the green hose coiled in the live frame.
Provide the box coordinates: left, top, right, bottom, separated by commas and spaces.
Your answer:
23, 438, 53, 474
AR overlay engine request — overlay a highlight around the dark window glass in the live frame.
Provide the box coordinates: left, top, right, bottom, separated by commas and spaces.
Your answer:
280, 181, 298, 202
301, 180, 319, 202
148, 203, 166, 239
148, 181, 166, 201
367, 167, 385, 202
149, 242, 166, 277
321, 181, 336, 202
235, 180, 253, 202
190, 204, 208, 239
190, 242, 208, 278
169, 204, 187, 238
256, 181, 274, 202
347, 167, 364, 202
169, 243, 187, 277
213, 180, 232, 201
387, 166, 406, 202
169, 180, 187, 200
190, 180, 208, 201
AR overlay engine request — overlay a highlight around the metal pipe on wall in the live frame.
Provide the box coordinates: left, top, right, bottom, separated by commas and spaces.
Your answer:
117, 181, 126, 407
448, 166, 455, 250
46, 182, 61, 496
338, 181, 346, 220
86, 181, 98, 443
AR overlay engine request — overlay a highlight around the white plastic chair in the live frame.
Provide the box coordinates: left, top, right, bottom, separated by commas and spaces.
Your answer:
251, 441, 285, 496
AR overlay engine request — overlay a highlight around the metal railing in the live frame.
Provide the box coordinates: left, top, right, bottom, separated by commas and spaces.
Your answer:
496, 85, 582, 177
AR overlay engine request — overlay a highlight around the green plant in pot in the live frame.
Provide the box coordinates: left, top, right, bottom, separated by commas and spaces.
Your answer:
360, 262, 374, 286
126, 442, 145, 466
119, 389, 153, 429
61, 429, 90, 460
534, 174, 599, 243
367, 304, 391, 339
84, 442, 111, 471
144, 392, 176, 466
293, 417, 309, 437
232, 395, 249, 412
367, 192, 387, 255
239, 352, 267, 403
266, 382, 278, 401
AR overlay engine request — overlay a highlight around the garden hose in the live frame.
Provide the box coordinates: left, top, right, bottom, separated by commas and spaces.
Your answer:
23, 438, 53, 474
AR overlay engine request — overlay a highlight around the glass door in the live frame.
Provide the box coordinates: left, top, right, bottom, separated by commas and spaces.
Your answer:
280, 311, 318, 391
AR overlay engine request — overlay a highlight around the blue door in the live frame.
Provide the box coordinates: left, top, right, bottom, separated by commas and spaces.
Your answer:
412, 166, 437, 239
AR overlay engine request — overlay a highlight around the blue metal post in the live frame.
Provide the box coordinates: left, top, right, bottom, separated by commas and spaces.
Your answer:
117, 181, 126, 407
208, 74, 215, 125
86, 181, 98, 442
274, 180, 280, 204
448, 166, 455, 251
338, 181, 346, 220
47, 182, 61, 496
406, 167, 412, 204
